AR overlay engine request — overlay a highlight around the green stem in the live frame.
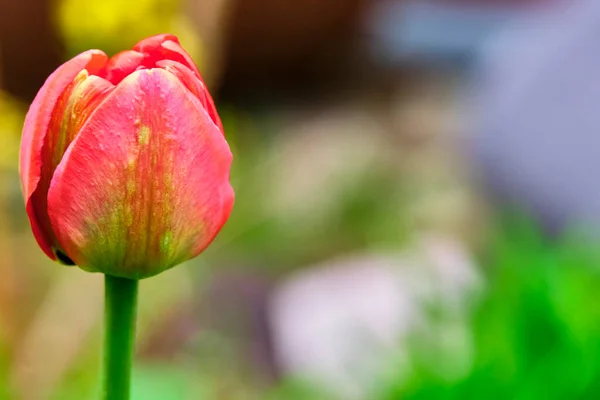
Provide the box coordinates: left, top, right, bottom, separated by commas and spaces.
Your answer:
103, 275, 138, 400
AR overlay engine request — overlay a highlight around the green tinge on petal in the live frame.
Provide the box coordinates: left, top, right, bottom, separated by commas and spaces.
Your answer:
20, 49, 108, 261
31, 69, 114, 259
46, 70, 114, 169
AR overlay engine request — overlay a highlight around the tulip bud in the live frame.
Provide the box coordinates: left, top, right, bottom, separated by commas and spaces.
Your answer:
19, 34, 234, 279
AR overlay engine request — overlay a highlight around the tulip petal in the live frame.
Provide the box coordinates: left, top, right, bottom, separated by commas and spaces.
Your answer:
20, 50, 108, 259
47, 68, 234, 278
157, 60, 224, 132
31, 71, 114, 263
101, 50, 146, 84
44, 71, 115, 175
159, 40, 202, 78
133, 34, 202, 80
133, 34, 180, 53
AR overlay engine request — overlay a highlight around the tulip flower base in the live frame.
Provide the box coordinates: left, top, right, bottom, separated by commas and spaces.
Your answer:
19, 34, 234, 400
103, 275, 138, 400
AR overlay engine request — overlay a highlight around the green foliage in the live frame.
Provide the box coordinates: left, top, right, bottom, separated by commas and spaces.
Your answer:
0, 334, 13, 399
381, 217, 600, 400
131, 364, 191, 400
266, 379, 334, 400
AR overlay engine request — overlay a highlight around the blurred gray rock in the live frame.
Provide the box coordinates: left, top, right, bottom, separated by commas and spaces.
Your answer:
472, 0, 600, 232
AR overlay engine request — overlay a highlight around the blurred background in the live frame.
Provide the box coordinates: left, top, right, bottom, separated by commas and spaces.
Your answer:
4, 0, 600, 398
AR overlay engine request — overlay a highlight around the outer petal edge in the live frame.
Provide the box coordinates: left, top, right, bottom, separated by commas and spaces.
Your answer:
19, 50, 108, 259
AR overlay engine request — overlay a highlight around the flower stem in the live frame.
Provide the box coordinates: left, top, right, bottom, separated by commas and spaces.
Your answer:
103, 275, 138, 400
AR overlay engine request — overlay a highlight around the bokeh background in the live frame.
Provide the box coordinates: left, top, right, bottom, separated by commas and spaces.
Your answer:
2, 0, 600, 399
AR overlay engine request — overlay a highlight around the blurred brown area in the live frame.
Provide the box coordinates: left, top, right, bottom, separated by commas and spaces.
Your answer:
0, 0, 372, 102
184, 0, 233, 86
0, 0, 63, 102
219, 0, 371, 97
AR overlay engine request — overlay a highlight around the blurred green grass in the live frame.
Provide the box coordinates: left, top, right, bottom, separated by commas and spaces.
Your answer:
380, 216, 600, 400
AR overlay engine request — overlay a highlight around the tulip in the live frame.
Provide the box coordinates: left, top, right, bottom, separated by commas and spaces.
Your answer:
19, 34, 234, 279
20, 34, 234, 400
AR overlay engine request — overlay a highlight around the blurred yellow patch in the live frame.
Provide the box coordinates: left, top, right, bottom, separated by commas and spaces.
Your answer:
55, 0, 203, 67
0, 93, 25, 172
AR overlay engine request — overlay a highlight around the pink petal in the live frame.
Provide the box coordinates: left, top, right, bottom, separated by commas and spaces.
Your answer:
133, 34, 202, 80
48, 68, 234, 278
158, 40, 202, 78
101, 50, 146, 85
31, 71, 114, 263
133, 34, 180, 53
19, 50, 108, 259
156, 60, 224, 133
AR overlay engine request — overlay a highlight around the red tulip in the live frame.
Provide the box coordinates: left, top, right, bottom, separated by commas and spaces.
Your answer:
19, 34, 234, 279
